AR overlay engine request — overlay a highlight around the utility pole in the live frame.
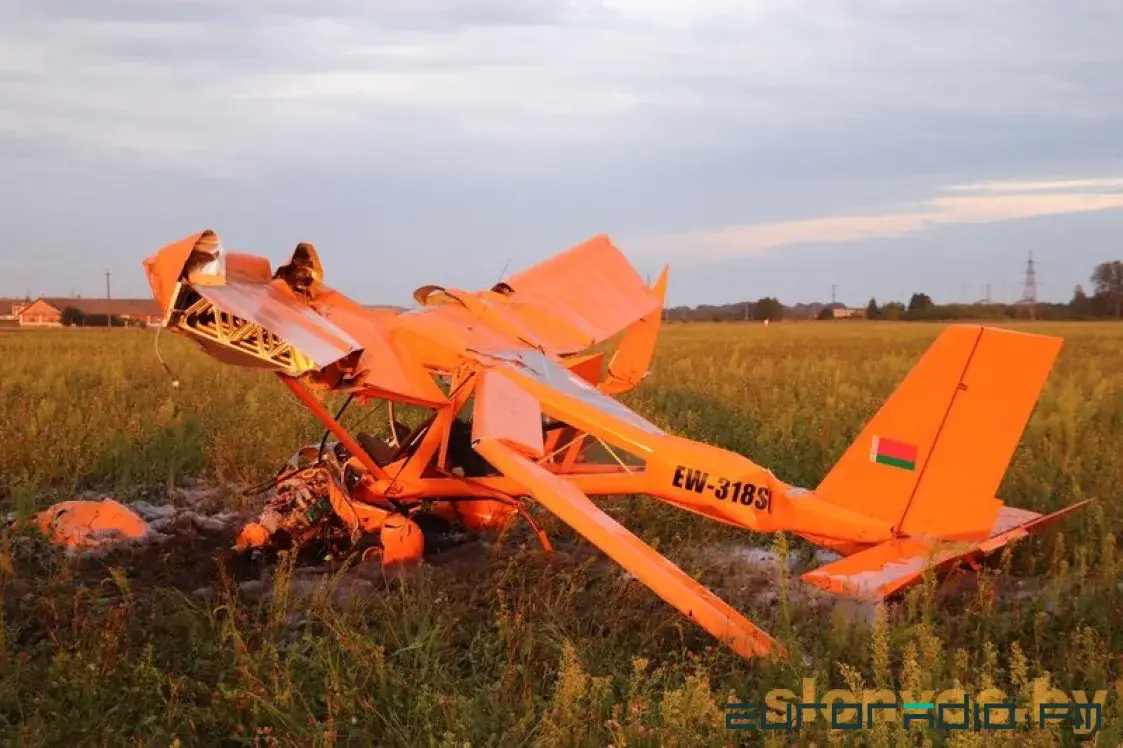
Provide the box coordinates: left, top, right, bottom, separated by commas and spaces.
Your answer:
1019, 250, 1038, 320
1021, 251, 1037, 303
105, 270, 112, 299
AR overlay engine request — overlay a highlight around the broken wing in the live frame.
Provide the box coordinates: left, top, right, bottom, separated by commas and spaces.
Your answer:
500, 234, 662, 348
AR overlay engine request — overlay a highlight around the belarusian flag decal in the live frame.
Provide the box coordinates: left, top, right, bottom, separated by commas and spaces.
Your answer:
870, 436, 918, 471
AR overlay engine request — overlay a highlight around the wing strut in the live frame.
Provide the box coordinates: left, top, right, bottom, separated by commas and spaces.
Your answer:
474, 437, 783, 659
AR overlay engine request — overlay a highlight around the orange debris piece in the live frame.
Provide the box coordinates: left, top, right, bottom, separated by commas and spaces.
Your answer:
380, 516, 424, 566
35, 499, 148, 548
235, 522, 271, 551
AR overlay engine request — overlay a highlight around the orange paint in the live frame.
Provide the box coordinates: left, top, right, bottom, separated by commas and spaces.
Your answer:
35, 499, 148, 548
380, 515, 424, 566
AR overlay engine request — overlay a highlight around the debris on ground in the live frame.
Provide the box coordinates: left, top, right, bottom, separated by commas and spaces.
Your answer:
33, 498, 149, 549
10, 487, 1020, 634
19, 494, 253, 559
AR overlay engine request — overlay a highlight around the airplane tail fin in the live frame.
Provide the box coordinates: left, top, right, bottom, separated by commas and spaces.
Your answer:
814, 324, 1063, 542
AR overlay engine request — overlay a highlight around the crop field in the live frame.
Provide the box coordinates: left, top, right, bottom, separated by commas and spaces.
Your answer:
1, 321, 1122, 746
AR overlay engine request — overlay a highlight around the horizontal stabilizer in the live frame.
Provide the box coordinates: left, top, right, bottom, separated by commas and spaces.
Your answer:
802, 499, 1092, 601
802, 537, 970, 600
977, 499, 1093, 553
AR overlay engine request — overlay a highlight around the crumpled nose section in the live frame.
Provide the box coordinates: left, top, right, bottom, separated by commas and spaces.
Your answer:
34, 498, 149, 548
143, 229, 222, 312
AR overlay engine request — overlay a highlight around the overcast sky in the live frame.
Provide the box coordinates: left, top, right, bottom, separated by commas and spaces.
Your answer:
2, 1, 1122, 306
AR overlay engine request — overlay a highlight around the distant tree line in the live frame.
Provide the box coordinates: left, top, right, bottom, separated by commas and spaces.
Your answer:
666, 261, 1123, 322
664, 297, 786, 322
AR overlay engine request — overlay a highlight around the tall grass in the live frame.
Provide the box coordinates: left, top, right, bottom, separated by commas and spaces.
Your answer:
1, 322, 1121, 745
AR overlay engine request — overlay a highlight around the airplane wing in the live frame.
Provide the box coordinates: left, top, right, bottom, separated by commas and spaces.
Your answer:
143, 230, 448, 407
389, 235, 666, 365
496, 234, 664, 351
311, 288, 449, 406
470, 365, 781, 659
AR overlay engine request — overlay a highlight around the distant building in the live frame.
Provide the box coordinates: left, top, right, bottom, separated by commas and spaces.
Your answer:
4, 297, 163, 327
0, 299, 22, 328
830, 306, 868, 320
12, 299, 61, 326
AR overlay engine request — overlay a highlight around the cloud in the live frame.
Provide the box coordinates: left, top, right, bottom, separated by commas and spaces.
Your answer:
639, 178, 1123, 258
945, 177, 1123, 193
2, 0, 1121, 176
1, 1, 1122, 303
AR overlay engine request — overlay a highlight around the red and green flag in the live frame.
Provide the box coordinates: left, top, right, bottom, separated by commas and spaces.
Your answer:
870, 436, 918, 471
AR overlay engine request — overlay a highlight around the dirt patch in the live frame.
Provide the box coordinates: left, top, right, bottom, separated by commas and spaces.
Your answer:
12, 488, 1029, 633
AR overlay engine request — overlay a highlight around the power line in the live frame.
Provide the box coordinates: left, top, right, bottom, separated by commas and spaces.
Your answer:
1020, 250, 1037, 304
1017, 250, 1038, 320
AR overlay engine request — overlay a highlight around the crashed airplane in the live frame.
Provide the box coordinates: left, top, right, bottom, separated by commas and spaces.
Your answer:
110, 229, 1090, 659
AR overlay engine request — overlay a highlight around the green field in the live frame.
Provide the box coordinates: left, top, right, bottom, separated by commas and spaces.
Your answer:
1, 322, 1121, 746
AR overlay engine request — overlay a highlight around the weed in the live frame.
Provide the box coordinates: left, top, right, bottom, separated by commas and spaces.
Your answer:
1, 322, 1121, 745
